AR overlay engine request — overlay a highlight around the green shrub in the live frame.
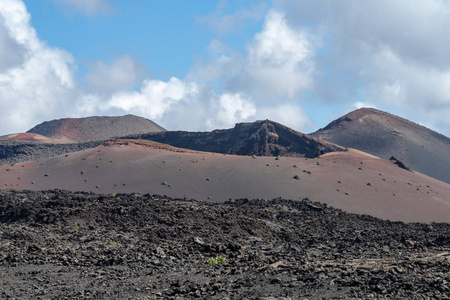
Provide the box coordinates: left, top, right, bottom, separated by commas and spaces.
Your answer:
293, 174, 300, 180
316, 161, 320, 165
367, 182, 373, 186
252, 155, 256, 159
162, 181, 167, 186
44, 173, 50, 177
206, 255, 226, 265
275, 155, 280, 160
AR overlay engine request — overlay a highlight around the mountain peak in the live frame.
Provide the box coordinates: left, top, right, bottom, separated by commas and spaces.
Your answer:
27, 115, 166, 142
125, 119, 345, 158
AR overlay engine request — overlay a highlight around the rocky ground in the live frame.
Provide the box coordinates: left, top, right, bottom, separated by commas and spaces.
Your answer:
0, 189, 449, 299
0, 141, 102, 165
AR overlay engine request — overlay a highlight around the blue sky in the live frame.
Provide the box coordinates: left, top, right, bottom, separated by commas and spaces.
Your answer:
1, 0, 450, 137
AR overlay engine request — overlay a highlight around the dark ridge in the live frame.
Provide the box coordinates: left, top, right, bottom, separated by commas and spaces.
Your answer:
0, 141, 102, 165
27, 114, 166, 142
123, 120, 345, 158
389, 156, 412, 172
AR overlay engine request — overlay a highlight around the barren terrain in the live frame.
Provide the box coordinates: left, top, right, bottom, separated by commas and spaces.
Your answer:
1, 140, 449, 223
0, 189, 449, 299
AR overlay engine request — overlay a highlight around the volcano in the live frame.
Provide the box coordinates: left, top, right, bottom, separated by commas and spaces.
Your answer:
311, 108, 450, 184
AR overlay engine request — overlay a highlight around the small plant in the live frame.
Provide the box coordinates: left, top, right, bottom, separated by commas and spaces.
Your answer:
252, 155, 256, 159
383, 178, 386, 181
358, 167, 364, 170
162, 160, 166, 163
427, 185, 431, 188
316, 161, 321, 165
96, 165, 99, 168
266, 164, 270, 166
275, 155, 280, 160
65, 154, 69, 157
293, 174, 300, 180
360, 162, 364, 164
17, 177, 22, 180
69, 223, 80, 231
338, 180, 342, 183
206, 255, 226, 266
84, 179, 88, 182
367, 182, 373, 186
293, 165, 297, 168
162, 181, 168, 186
80, 171, 85, 175
96, 185, 100, 188
305, 158, 309, 160
345, 192, 350, 195
337, 189, 340, 192
31, 181, 35, 185
206, 178, 210, 181
108, 241, 117, 246
6, 168, 10, 171
229, 199, 236, 203
44, 173, 50, 177
207, 196, 212, 199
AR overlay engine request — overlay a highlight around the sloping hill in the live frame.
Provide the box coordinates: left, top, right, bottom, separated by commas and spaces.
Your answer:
26, 114, 166, 143
1, 140, 449, 222
125, 120, 345, 158
311, 108, 450, 183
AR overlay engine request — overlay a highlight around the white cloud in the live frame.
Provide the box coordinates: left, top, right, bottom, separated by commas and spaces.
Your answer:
53, 0, 113, 15
354, 102, 377, 110
257, 104, 311, 131
105, 77, 196, 120
234, 10, 314, 101
216, 93, 256, 128
270, 0, 450, 136
197, 0, 268, 34
86, 55, 146, 94
0, 0, 76, 134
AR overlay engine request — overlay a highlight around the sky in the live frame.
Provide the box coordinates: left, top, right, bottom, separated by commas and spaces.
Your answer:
1, 0, 450, 137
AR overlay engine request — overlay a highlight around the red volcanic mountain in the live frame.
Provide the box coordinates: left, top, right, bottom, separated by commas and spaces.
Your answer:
124, 120, 345, 158
26, 114, 166, 143
311, 108, 450, 184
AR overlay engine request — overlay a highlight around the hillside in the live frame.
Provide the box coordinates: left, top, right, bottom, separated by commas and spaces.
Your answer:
125, 120, 345, 158
26, 114, 166, 143
311, 108, 450, 183
2, 140, 450, 223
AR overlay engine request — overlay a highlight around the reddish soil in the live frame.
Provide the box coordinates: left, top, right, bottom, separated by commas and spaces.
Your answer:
1, 140, 449, 223
311, 108, 450, 184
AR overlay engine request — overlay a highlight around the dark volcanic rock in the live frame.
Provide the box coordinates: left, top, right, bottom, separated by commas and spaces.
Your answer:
27, 114, 166, 142
125, 120, 345, 158
0, 189, 449, 299
0, 141, 102, 165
